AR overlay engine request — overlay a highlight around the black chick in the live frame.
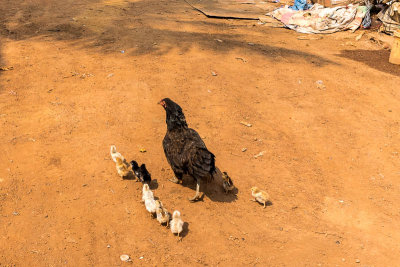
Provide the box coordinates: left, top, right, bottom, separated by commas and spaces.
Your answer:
130, 161, 151, 184
138, 164, 151, 184
159, 98, 216, 202
130, 160, 140, 181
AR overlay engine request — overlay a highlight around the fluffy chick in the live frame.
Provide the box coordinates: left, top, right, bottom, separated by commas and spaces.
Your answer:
115, 157, 132, 178
142, 183, 154, 202
130, 160, 141, 181
170, 210, 184, 241
251, 187, 270, 208
155, 200, 170, 227
142, 184, 156, 216
222, 171, 234, 194
130, 161, 152, 184
110, 145, 124, 163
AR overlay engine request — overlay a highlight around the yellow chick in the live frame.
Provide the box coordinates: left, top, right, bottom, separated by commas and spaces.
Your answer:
222, 172, 234, 194
155, 200, 170, 227
251, 187, 270, 208
170, 210, 184, 241
115, 157, 132, 178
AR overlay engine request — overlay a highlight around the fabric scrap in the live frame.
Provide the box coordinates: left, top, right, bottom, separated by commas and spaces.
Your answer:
269, 4, 368, 33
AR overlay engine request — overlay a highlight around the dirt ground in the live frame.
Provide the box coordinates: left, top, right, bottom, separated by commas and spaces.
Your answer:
1, 0, 400, 266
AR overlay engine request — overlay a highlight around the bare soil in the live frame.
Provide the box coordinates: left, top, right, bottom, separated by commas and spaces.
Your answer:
1, 0, 399, 266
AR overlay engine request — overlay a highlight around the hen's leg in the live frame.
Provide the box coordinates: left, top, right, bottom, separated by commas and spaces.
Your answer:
189, 179, 201, 202
169, 171, 183, 184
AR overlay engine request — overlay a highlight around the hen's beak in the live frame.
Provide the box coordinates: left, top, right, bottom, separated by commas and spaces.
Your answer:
158, 100, 166, 108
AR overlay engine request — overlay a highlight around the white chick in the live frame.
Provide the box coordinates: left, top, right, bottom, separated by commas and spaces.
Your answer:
142, 184, 156, 216
110, 145, 124, 163
142, 183, 154, 202
170, 210, 184, 241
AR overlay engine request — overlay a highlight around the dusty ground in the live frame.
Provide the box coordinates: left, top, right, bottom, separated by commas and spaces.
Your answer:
1, 0, 400, 266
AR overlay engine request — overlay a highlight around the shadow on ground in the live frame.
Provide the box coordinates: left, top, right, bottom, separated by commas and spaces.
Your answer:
338, 49, 400, 77
0, 0, 336, 67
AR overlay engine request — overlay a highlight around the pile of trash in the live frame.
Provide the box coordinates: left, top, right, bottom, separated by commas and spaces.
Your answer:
377, 0, 400, 34
269, 4, 367, 33
267, 0, 400, 34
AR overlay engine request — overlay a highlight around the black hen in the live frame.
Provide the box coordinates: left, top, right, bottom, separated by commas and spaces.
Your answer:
130, 160, 151, 184
159, 98, 216, 202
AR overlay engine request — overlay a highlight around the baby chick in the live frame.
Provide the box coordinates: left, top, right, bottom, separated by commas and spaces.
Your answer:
142, 184, 156, 216
251, 187, 270, 208
222, 171, 235, 194
139, 164, 151, 184
142, 183, 154, 202
155, 200, 170, 227
115, 157, 132, 178
130, 160, 141, 181
110, 145, 124, 163
170, 210, 184, 241
130, 161, 152, 184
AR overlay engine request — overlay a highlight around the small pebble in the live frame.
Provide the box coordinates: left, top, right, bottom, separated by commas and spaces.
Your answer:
107, 244, 111, 248
120, 254, 131, 262
242, 148, 247, 152
355, 259, 360, 263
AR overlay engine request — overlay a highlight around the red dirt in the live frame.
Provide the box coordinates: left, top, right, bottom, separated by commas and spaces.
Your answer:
1, 0, 399, 266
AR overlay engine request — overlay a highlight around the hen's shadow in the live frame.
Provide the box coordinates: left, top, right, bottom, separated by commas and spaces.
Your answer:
170, 167, 238, 203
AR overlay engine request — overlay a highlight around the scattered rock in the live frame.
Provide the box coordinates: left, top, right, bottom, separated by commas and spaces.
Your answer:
240, 121, 252, 127
107, 244, 111, 248
355, 31, 365, 41
107, 73, 114, 78
12, 211, 19, 216
254, 151, 266, 158
248, 42, 255, 46
215, 39, 223, 43
242, 148, 247, 152
355, 259, 360, 263
316, 80, 326, 89
211, 71, 217, 76
120, 254, 132, 262
0, 66, 14, 71
140, 148, 146, 153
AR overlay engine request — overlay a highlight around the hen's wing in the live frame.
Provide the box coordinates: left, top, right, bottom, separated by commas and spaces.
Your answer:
184, 129, 215, 180
163, 132, 187, 175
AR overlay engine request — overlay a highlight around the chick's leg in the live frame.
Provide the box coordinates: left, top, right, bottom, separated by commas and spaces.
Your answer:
189, 179, 201, 202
